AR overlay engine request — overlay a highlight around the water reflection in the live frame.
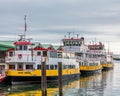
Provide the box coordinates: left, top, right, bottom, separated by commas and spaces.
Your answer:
63, 70, 114, 96
0, 70, 114, 96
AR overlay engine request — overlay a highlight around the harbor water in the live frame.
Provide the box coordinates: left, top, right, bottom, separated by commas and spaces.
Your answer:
0, 60, 119, 96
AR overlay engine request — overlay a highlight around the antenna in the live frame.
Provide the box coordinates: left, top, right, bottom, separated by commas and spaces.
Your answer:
24, 15, 27, 40
73, 32, 75, 38
64, 35, 66, 38
95, 37, 96, 44
67, 32, 71, 38
108, 41, 110, 53
76, 34, 80, 38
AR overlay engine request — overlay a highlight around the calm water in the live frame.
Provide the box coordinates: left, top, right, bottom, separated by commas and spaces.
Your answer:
0, 61, 120, 96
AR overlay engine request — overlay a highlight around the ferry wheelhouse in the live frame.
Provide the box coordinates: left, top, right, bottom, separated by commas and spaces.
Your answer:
62, 34, 102, 74
5, 35, 80, 84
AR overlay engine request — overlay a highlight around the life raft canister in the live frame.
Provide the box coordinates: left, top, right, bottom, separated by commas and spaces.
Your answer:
18, 54, 22, 59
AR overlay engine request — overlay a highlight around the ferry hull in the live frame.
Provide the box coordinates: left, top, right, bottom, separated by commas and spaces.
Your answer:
3, 73, 80, 85
102, 66, 114, 71
80, 69, 102, 75
102, 64, 114, 71
80, 65, 102, 75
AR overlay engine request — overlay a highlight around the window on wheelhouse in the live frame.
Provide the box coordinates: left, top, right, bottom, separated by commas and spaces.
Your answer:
9, 52, 13, 57
37, 52, 41, 56
57, 52, 62, 58
26, 65, 33, 69
23, 45, 27, 50
46, 65, 49, 69
0, 65, 5, 70
16, 45, 28, 50
43, 51, 47, 57
50, 51, 57, 58
9, 65, 15, 69
37, 65, 41, 69
50, 65, 54, 69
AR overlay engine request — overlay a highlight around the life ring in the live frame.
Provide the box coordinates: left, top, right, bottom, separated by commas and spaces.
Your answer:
18, 54, 22, 59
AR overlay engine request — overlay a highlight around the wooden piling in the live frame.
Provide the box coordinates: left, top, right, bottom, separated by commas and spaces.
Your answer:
58, 62, 63, 96
41, 62, 47, 96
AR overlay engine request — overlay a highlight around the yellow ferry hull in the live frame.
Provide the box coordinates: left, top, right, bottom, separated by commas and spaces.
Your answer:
101, 63, 114, 70
80, 65, 102, 74
4, 68, 80, 84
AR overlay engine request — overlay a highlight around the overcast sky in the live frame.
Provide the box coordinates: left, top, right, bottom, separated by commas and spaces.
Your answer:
0, 0, 120, 54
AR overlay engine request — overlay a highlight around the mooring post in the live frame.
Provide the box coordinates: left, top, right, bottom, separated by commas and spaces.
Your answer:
41, 61, 47, 96
58, 62, 63, 96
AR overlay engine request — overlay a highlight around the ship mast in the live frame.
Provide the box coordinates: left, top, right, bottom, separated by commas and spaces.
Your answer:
108, 41, 110, 53
24, 15, 27, 40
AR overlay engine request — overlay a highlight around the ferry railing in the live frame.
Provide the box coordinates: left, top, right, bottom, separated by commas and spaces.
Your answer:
6, 54, 48, 63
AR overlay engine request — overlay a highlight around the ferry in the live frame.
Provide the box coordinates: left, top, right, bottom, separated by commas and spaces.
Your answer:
61, 33, 102, 74
102, 51, 114, 70
4, 17, 80, 84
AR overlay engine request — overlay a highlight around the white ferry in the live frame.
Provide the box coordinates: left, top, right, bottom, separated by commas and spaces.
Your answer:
101, 51, 114, 70
61, 33, 102, 74
4, 17, 80, 84
4, 35, 80, 84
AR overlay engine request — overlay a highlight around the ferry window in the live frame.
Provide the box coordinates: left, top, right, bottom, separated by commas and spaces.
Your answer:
76, 41, 79, 46
69, 41, 72, 46
46, 65, 49, 69
62, 65, 65, 69
72, 41, 75, 46
50, 65, 54, 69
78, 42, 80, 46
26, 65, 33, 69
0, 65, 5, 70
58, 52, 62, 58
19, 45, 22, 50
23, 45, 27, 50
18, 65, 23, 70
71, 65, 74, 68
55, 65, 57, 69
73, 65, 75, 68
16, 46, 19, 50
69, 65, 71, 69
65, 65, 68, 69
79, 62, 81, 66
9, 52, 13, 57
66, 41, 69, 46
43, 51, 47, 57
63, 41, 65, 46
37, 65, 41, 69
9, 65, 15, 69
37, 52, 41, 56
50, 51, 57, 58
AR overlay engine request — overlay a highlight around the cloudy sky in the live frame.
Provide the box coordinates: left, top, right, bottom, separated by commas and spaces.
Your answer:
0, 0, 120, 54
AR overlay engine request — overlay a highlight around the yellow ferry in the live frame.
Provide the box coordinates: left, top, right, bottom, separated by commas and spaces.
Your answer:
4, 35, 80, 84
4, 17, 80, 84
61, 33, 102, 74
101, 51, 114, 70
